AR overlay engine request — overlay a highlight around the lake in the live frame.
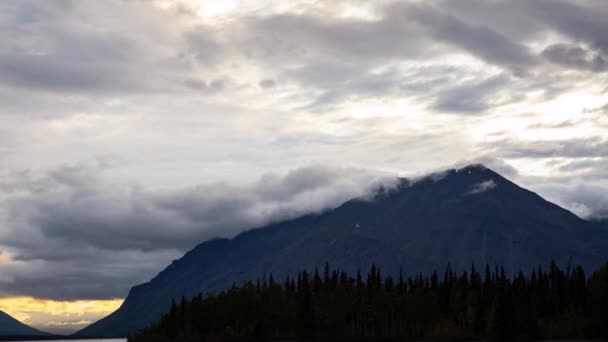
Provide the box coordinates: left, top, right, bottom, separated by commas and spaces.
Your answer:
18, 340, 125, 342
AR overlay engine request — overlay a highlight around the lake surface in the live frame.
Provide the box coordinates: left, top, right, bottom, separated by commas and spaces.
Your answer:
19, 340, 125, 342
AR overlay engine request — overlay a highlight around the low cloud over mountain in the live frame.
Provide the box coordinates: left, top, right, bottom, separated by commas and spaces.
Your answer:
0, 161, 394, 300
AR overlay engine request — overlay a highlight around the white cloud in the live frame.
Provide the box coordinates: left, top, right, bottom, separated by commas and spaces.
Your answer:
468, 179, 497, 194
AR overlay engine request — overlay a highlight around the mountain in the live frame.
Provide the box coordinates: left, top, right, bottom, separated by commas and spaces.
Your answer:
75, 164, 608, 337
591, 218, 608, 230
0, 309, 50, 338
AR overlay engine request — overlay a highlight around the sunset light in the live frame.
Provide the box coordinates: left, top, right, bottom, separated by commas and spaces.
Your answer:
0, 297, 123, 334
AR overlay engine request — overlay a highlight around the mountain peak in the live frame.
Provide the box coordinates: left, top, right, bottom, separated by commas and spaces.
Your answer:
411, 163, 501, 186
458, 163, 489, 171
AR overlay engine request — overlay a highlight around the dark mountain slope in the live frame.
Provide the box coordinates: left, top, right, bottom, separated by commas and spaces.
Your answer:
76, 164, 608, 337
0, 309, 50, 338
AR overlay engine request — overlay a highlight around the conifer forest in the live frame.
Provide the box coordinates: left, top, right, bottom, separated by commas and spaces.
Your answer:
129, 262, 608, 341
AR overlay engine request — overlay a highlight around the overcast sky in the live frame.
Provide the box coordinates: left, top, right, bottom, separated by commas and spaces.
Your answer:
0, 0, 607, 332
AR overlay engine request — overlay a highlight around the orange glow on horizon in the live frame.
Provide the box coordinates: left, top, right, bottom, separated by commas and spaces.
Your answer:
0, 296, 123, 334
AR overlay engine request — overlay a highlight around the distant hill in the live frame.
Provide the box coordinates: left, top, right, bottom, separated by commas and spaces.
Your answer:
76, 164, 608, 337
0, 309, 50, 339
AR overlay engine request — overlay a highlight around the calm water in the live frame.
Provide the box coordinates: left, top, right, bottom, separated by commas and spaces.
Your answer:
19, 340, 125, 342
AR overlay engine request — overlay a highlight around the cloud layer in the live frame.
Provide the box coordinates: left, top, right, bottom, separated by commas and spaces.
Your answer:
0, 161, 394, 300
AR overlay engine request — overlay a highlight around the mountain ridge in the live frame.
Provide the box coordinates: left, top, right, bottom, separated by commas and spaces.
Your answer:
75, 164, 608, 337
0, 309, 50, 338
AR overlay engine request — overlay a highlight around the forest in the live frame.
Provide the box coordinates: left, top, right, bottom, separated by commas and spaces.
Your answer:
128, 261, 608, 341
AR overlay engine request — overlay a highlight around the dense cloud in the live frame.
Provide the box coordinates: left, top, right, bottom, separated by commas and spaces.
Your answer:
542, 43, 607, 72
405, 3, 538, 73
0, 162, 395, 299
535, 183, 608, 220
0, 0, 607, 305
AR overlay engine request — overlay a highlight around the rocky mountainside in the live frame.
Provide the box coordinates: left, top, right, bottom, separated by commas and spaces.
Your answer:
75, 165, 608, 337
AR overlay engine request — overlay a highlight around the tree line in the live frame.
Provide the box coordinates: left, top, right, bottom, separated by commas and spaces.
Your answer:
128, 261, 608, 341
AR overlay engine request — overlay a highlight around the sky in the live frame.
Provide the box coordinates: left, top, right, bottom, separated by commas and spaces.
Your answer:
0, 0, 607, 334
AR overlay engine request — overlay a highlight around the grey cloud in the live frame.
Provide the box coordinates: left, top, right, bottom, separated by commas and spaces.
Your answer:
584, 103, 608, 114
286, 62, 403, 110
555, 158, 608, 181
259, 79, 276, 89
542, 43, 607, 72
245, 10, 426, 64
534, 183, 608, 220
433, 0, 608, 74
527, 119, 581, 129
558, 159, 600, 173
2, 0, 604, 122
526, 0, 608, 55
490, 138, 608, 159
289, 62, 519, 115
233, 3, 545, 113
397, 66, 536, 115
183, 78, 226, 92
6, 163, 390, 252
0, 1, 200, 95
184, 29, 222, 64
0, 4, 142, 93
406, 3, 538, 72
431, 74, 512, 113
434, 0, 546, 42
0, 162, 397, 299
0, 52, 136, 93
0, 249, 180, 300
